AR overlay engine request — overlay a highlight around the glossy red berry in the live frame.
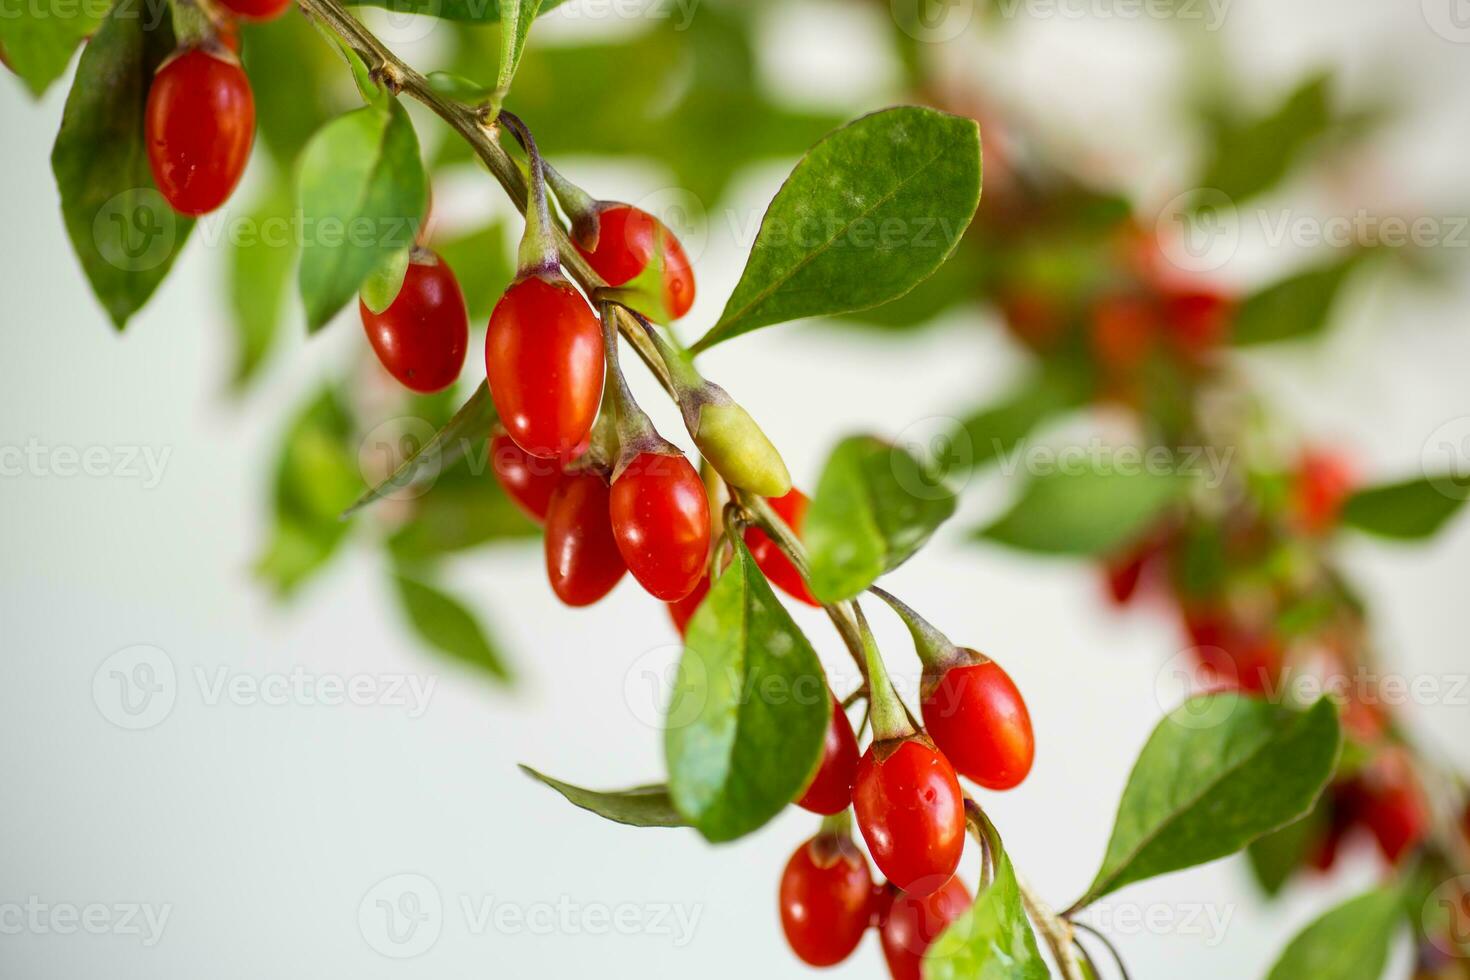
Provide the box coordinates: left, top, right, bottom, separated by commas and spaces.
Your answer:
486, 276, 604, 460
609, 452, 710, 602
921, 655, 1034, 791
1361, 755, 1428, 865
574, 204, 696, 319
1292, 450, 1353, 535
491, 431, 562, 523
543, 471, 626, 606
744, 489, 818, 606
796, 695, 860, 815
1160, 287, 1233, 357
666, 573, 710, 637
145, 47, 254, 216
779, 833, 874, 967
879, 878, 972, 980
216, 0, 291, 20
853, 738, 965, 896
359, 252, 468, 394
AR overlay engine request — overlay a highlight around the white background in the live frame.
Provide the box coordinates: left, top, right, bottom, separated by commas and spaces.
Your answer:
3, 0, 1470, 977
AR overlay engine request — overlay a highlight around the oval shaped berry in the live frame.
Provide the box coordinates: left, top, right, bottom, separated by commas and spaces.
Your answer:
796, 695, 859, 815
921, 655, 1034, 791
666, 572, 710, 637
609, 452, 709, 602
879, 878, 973, 980
490, 431, 562, 523
853, 737, 965, 896
573, 204, 696, 320
744, 489, 818, 607
779, 833, 874, 968
359, 252, 468, 394
543, 471, 626, 606
486, 276, 604, 460
216, 0, 291, 18
145, 47, 254, 216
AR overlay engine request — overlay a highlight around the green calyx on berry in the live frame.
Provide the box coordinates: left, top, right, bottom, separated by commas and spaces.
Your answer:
596, 301, 680, 479
498, 110, 563, 285
854, 603, 915, 744
542, 160, 602, 253
871, 585, 969, 677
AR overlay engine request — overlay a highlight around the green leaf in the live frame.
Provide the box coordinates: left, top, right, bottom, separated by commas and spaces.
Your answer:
255, 388, 361, 597
925, 840, 1048, 980
425, 70, 494, 101
386, 459, 537, 561
665, 541, 830, 842
296, 100, 426, 332
0, 0, 105, 97
1245, 799, 1327, 898
979, 466, 1190, 556
342, 0, 565, 22
1231, 254, 1360, 346
692, 106, 982, 351
1198, 72, 1336, 204
227, 181, 297, 390
359, 244, 412, 315
494, 0, 542, 99
804, 435, 958, 603
519, 766, 686, 829
343, 381, 496, 516
431, 222, 511, 322
392, 573, 511, 682
956, 366, 1088, 473
1073, 695, 1341, 909
241, 16, 340, 169
1340, 475, 1469, 540
50, 3, 192, 330
1264, 888, 1402, 980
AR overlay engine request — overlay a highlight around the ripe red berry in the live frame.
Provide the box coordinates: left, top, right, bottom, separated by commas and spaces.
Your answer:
486, 276, 604, 460
609, 452, 710, 602
359, 252, 468, 394
573, 204, 696, 320
853, 737, 965, 896
215, 0, 291, 20
1292, 450, 1353, 535
145, 47, 254, 216
744, 489, 818, 606
1160, 287, 1233, 358
491, 431, 562, 523
543, 471, 626, 606
878, 878, 972, 980
779, 833, 874, 968
921, 654, 1034, 791
1361, 756, 1428, 865
1089, 294, 1156, 374
666, 573, 710, 637
796, 695, 860, 815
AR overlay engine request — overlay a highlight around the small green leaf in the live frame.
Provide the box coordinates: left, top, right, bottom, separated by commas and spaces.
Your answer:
692, 106, 981, 351
805, 435, 958, 603
925, 841, 1048, 980
519, 766, 686, 829
957, 366, 1088, 473
393, 574, 511, 683
1264, 888, 1402, 980
342, 0, 565, 22
1341, 475, 1469, 540
0, 0, 105, 97
343, 381, 496, 516
1231, 254, 1360, 346
425, 70, 494, 101
979, 466, 1190, 556
50, 3, 192, 329
360, 244, 412, 315
297, 99, 426, 332
386, 460, 538, 561
665, 542, 829, 842
495, 0, 543, 101
227, 181, 297, 390
1197, 72, 1336, 204
1073, 695, 1340, 909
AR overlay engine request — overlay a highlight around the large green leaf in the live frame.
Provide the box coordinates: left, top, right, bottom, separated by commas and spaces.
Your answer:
1341, 475, 1468, 540
925, 842, 1048, 980
519, 766, 686, 829
804, 435, 958, 603
978, 466, 1190, 556
342, 0, 564, 22
1245, 798, 1326, 898
1264, 888, 1402, 980
1231, 254, 1360, 346
296, 100, 426, 331
227, 181, 297, 390
0, 0, 105, 97
50, 2, 192, 329
665, 541, 829, 842
1197, 72, 1336, 204
692, 107, 981, 351
393, 573, 511, 683
386, 459, 537, 561
1073, 695, 1340, 909
241, 15, 340, 169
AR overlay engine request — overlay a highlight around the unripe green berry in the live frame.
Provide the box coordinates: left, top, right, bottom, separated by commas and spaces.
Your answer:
693, 401, 791, 498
